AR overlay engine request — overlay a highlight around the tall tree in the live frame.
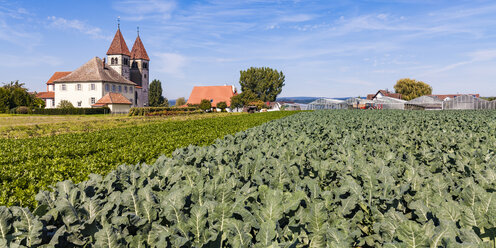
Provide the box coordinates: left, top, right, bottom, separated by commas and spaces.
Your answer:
0, 80, 42, 112
148, 79, 167, 107
394, 78, 432, 101
175, 97, 186, 106
239, 67, 285, 102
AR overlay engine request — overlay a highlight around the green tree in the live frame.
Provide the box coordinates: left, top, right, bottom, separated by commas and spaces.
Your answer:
217, 101, 228, 112
148, 79, 166, 107
199, 99, 212, 111
394, 78, 432, 101
230, 91, 258, 109
57, 100, 74, 109
175, 97, 186, 106
239, 67, 285, 102
0, 80, 43, 112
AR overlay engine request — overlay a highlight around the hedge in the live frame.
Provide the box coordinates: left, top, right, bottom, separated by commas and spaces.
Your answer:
31, 107, 110, 115
128, 107, 198, 116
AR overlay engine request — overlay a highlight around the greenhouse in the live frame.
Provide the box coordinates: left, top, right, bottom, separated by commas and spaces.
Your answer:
373, 96, 406, 110
307, 98, 348, 110
405, 95, 443, 110
443, 95, 496, 110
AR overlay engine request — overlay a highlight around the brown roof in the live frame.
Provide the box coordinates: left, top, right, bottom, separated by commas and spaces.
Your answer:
36, 92, 55, 99
186, 85, 236, 107
429, 94, 480, 100
93, 92, 132, 105
47, 72, 71, 85
130, 35, 149, 60
54, 57, 136, 85
107, 29, 130, 56
368, 90, 402, 100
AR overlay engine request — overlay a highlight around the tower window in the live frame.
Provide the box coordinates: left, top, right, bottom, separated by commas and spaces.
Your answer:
125, 86, 128, 93
143, 62, 148, 69
132, 62, 138, 68
144, 74, 146, 79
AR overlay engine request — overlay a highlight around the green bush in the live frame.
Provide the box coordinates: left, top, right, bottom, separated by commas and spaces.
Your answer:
14, 106, 30, 114
128, 107, 198, 116
32, 107, 110, 115
199, 99, 212, 111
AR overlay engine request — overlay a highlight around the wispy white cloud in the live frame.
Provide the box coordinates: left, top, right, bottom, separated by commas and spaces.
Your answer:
113, 0, 176, 21
0, 54, 62, 67
424, 49, 496, 75
47, 16, 109, 40
0, 4, 41, 48
154, 52, 187, 78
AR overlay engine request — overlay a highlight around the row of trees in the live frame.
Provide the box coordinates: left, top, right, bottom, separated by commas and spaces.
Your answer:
0, 81, 45, 113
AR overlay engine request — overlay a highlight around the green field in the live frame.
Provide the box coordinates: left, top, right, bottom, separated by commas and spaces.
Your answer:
2, 110, 496, 247
0, 111, 296, 207
0, 112, 237, 139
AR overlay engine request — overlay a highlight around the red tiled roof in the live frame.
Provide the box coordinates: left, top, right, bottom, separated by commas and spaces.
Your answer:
93, 92, 132, 105
36, 92, 54, 99
54, 57, 135, 85
46, 72, 71, 85
186, 85, 236, 107
107, 29, 130, 56
130, 35, 149, 60
429, 94, 480, 100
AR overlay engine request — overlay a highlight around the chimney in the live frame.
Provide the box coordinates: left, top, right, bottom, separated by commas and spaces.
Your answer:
102, 58, 106, 69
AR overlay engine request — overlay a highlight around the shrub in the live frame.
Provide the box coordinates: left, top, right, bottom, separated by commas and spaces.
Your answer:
14, 106, 30, 114
199, 99, 212, 111
128, 107, 198, 116
32, 107, 110, 115
217, 101, 228, 112
57, 100, 74, 109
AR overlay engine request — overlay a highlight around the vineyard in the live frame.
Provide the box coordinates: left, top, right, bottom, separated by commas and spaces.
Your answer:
0, 111, 296, 208
2, 110, 496, 247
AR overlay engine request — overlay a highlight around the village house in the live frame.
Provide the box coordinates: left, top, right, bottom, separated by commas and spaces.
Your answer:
36, 26, 150, 113
186, 85, 237, 111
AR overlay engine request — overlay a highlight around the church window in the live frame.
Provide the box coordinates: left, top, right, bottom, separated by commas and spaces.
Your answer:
143, 62, 148, 69
112, 85, 116, 92
61, 84, 67, 91
90, 84, 96, 91
132, 62, 138, 68
76, 84, 82, 91
90, 97, 96, 104
125, 86, 128, 93
118, 85, 122, 92
105, 84, 109, 91
77, 101, 82, 107
144, 74, 146, 79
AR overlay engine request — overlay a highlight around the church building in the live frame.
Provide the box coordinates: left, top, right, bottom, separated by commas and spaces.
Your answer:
37, 26, 150, 113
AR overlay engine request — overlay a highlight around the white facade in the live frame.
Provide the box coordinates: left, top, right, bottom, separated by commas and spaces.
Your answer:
108, 103, 131, 114
46, 98, 56, 108
54, 81, 134, 108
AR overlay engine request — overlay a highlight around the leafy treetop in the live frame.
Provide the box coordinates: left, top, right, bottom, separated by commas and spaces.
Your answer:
394, 78, 432, 101
239, 67, 285, 102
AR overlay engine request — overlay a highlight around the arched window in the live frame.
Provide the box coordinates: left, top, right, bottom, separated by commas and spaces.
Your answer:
132, 62, 138, 68
143, 62, 148, 69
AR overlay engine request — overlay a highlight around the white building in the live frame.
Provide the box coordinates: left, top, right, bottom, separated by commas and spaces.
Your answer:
36, 26, 150, 112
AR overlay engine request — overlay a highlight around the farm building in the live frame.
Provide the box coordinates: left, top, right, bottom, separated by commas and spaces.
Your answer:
186, 85, 237, 108
442, 95, 496, 110
405, 95, 443, 110
307, 98, 348, 110
429, 94, 479, 101
367, 90, 402, 100
372, 96, 406, 109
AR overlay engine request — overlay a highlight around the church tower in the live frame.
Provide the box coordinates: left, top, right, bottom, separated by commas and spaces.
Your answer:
107, 26, 131, 80
130, 28, 150, 107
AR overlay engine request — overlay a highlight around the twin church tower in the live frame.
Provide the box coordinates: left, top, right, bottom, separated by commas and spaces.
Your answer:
106, 26, 150, 107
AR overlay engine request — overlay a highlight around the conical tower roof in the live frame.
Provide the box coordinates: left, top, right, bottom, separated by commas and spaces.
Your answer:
107, 29, 130, 56
130, 35, 150, 60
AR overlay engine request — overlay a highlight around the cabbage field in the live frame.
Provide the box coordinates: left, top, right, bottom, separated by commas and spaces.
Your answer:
2, 110, 496, 247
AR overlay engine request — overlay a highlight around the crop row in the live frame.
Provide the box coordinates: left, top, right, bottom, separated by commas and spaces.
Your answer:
0, 111, 296, 208
2, 110, 496, 247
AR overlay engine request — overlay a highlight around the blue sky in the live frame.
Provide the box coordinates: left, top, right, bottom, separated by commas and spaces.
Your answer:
1, 0, 496, 99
